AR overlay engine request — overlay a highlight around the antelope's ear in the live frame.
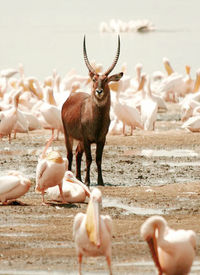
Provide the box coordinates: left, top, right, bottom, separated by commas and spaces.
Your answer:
89, 71, 95, 79
107, 72, 123, 83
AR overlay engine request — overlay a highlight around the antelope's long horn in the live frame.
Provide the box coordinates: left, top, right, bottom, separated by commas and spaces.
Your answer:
83, 35, 96, 75
104, 35, 121, 76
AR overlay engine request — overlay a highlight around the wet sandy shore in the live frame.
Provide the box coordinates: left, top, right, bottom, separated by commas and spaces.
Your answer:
0, 102, 200, 274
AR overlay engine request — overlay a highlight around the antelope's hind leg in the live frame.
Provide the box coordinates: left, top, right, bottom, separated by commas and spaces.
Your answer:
65, 136, 74, 171
76, 141, 84, 182
83, 141, 92, 186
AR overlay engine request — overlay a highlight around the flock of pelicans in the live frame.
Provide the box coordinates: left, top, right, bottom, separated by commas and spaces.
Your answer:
0, 58, 199, 274
1, 58, 200, 143
99, 19, 155, 33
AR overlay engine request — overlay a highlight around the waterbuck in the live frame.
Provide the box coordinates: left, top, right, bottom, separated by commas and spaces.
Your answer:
61, 35, 123, 186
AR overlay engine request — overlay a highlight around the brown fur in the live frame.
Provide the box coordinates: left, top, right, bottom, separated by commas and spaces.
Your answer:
61, 37, 123, 186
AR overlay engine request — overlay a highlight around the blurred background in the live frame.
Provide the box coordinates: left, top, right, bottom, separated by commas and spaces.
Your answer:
0, 0, 199, 79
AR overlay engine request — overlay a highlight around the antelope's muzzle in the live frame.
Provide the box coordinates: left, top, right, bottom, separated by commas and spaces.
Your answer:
95, 88, 103, 97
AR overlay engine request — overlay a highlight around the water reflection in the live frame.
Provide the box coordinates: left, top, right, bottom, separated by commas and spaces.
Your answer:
103, 197, 169, 215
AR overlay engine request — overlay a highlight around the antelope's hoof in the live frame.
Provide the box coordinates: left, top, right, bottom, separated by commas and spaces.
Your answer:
97, 181, 104, 186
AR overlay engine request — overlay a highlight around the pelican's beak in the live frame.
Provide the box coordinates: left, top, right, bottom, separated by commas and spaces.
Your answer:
146, 234, 162, 275
193, 72, 200, 93
164, 61, 173, 76
41, 136, 54, 159
86, 77, 91, 85
29, 80, 43, 100
49, 91, 56, 106
109, 82, 119, 92
86, 199, 101, 247
185, 65, 191, 75
9, 80, 17, 89
138, 74, 146, 91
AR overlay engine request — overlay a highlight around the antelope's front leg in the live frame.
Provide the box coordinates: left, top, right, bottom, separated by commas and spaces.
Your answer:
76, 141, 84, 182
84, 141, 92, 186
96, 140, 105, 186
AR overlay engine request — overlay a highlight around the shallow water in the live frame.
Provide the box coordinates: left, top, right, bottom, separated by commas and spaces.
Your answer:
103, 197, 170, 215
1, 0, 200, 79
129, 148, 199, 158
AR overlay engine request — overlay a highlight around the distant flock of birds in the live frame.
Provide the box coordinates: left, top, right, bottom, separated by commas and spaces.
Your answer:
99, 19, 155, 33
0, 58, 199, 274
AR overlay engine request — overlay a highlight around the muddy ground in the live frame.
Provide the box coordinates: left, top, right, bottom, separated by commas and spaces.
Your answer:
0, 103, 200, 274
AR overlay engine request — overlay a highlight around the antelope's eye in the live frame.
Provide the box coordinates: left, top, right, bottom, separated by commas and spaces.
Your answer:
93, 77, 97, 82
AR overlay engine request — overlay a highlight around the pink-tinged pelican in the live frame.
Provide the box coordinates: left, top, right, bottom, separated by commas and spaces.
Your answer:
140, 75, 158, 131
46, 171, 90, 203
73, 188, 112, 275
0, 171, 31, 205
35, 137, 67, 204
141, 215, 196, 275
0, 90, 21, 143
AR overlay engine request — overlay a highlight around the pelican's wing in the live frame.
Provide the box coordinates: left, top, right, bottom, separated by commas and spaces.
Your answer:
0, 112, 5, 121
0, 176, 20, 194
102, 215, 112, 236
36, 160, 47, 181
73, 213, 85, 238
188, 230, 197, 250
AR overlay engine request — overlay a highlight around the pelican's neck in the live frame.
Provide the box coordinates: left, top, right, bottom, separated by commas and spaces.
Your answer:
13, 91, 21, 109
154, 218, 166, 241
146, 78, 152, 98
138, 74, 146, 98
154, 218, 174, 254
136, 67, 142, 83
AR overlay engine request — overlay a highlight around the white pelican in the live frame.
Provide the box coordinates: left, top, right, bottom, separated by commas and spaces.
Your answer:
183, 65, 194, 94
112, 74, 143, 135
108, 117, 123, 135
0, 68, 18, 78
35, 138, 67, 204
73, 188, 112, 275
0, 171, 31, 205
37, 87, 63, 140
181, 115, 200, 132
192, 69, 200, 93
28, 77, 44, 100
61, 73, 89, 91
99, 21, 111, 32
181, 99, 200, 122
18, 91, 39, 111
13, 105, 29, 138
46, 170, 90, 203
130, 63, 143, 90
180, 71, 200, 114
141, 215, 196, 275
0, 90, 21, 143
20, 110, 41, 131
140, 75, 158, 130
163, 57, 175, 76
160, 59, 194, 102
